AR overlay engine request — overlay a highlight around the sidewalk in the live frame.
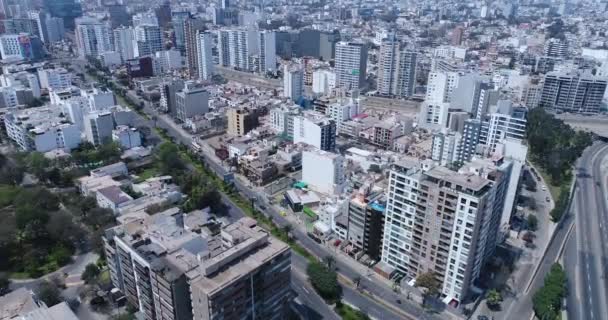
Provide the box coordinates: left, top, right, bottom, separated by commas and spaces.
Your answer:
471, 165, 557, 320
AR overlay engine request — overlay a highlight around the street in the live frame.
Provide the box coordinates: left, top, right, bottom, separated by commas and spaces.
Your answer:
65, 54, 444, 319
564, 142, 608, 320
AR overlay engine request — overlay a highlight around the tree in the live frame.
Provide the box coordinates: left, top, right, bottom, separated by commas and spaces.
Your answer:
307, 261, 341, 302
533, 264, 567, 319
486, 289, 503, 310
415, 272, 440, 299
323, 255, 336, 270
81, 263, 101, 284
36, 280, 62, 306
527, 109, 592, 185
155, 143, 185, 176
527, 214, 539, 231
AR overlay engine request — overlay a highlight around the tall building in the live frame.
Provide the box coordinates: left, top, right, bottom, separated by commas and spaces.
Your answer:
451, 26, 464, 46
171, 10, 190, 52
544, 38, 568, 58
456, 103, 527, 162
0, 33, 44, 61
377, 38, 417, 97
184, 17, 205, 79
27, 11, 48, 43
539, 70, 608, 114
431, 130, 461, 166
104, 210, 292, 320
155, 1, 172, 28
75, 17, 113, 58
258, 30, 276, 73
175, 81, 209, 122
335, 41, 368, 90
292, 111, 336, 151
216, 29, 231, 67
113, 26, 135, 62
283, 63, 303, 102
196, 32, 214, 81
43, 0, 82, 29
45, 15, 65, 42
134, 24, 163, 57
1, 18, 40, 38
381, 160, 506, 303
108, 4, 130, 28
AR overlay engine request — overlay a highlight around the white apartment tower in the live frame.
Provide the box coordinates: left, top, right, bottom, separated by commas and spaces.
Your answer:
283, 64, 304, 102
381, 160, 505, 304
258, 30, 276, 73
75, 17, 113, 58
196, 31, 214, 80
377, 38, 417, 97
134, 24, 163, 57
113, 26, 135, 62
335, 41, 368, 91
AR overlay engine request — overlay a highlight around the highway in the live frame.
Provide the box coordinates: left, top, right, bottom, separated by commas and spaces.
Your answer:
564, 142, 608, 320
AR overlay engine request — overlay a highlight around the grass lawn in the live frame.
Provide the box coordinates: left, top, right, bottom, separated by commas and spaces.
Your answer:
135, 167, 160, 182
9, 272, 30, 279
536, 167, 562, 201
335, 303, 370, 320
0, 185, 19, 207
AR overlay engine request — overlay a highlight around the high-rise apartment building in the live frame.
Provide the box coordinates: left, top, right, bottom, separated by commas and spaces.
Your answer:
258, 30, 276, 73
171, 10, 190, 52
539, 70, 608, 114
134, 24, 163, 57
184, 17, 206, 79
218, 29, 253, 70
155, 1, 172, 28
27, 11, 48, 43
113, 26, 135, 62
43, 0, 82, 29
335, 41, 368, 90
107, 4, 130, 28
104, 209, 292, 320
283, 63, 303, 102
377, 39, 417, 98
381, 160, 507, 303
75, 17, 113, 58
1, 18, 41, 38
196, 32, 214, 81
45, 16, 65, 42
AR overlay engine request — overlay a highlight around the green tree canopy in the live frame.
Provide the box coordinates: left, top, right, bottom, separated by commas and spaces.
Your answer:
307, 261, 341, 302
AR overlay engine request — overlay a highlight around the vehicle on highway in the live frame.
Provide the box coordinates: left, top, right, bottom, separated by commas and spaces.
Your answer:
546, 196, 551, 202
